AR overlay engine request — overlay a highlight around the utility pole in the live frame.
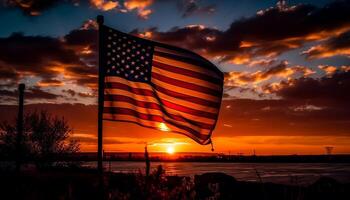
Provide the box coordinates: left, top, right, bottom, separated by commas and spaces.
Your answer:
16, 83, 25, 172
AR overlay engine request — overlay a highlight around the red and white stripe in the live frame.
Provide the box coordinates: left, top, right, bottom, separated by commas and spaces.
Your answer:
103, 45, 223, 145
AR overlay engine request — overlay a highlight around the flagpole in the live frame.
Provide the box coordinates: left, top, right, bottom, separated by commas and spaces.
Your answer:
97, 15, 104, 174
16, 83, 25, 172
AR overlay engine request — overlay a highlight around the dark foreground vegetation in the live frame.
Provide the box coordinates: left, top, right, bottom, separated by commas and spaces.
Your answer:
0, 110, 80, 169
0, 165, 349, 200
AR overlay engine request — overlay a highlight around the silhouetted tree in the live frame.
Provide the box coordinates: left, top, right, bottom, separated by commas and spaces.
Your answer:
0, 110, 80, 169
0, 118, 32, 161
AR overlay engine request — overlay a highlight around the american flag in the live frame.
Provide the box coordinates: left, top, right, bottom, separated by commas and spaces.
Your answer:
101, 25, 223, 145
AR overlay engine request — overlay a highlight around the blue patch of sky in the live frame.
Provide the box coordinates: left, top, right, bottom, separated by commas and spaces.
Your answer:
0, 0, 334, 38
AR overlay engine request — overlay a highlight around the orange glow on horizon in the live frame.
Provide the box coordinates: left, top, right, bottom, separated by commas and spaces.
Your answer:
166, 146, 175, 154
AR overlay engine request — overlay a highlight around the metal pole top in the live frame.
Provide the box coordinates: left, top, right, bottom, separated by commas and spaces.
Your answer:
18, 83, 25, 91
97, 15, 104, 25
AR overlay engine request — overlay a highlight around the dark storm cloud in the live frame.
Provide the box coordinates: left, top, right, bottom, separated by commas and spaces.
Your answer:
64, 27, 97, 47
2, 0, 77, 16
0, 64, 18, 82
0, 33, 79, 77
178, 0, 216, 18
0, 24, 98, 89
267, 71, 350, 104
136, 0, 350, 64
62, 89, 77, 97
0, 86, 62, 101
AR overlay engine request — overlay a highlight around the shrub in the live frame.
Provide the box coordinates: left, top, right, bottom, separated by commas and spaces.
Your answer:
0, 110, 80, 169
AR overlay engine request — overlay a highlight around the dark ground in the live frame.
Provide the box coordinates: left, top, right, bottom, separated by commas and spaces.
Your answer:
0, 166, 349, 200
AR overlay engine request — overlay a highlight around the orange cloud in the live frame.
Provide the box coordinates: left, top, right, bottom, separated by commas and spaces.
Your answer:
124, 0, 153, 19
138, 31, 153, 39
303, 45, 350, 59
80, 19, 98, 30
225, 62, 314, 87
303, 30, 350, 59
318, 65, 338, 75
90, 0, 119, 11
37, 79, 64, 87
341, 66, 350, 72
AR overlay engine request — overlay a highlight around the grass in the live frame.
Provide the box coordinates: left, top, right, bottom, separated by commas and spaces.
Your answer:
0, 165, 349, 200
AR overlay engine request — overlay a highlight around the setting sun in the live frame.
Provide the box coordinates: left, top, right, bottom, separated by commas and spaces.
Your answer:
166, 146, 175, 154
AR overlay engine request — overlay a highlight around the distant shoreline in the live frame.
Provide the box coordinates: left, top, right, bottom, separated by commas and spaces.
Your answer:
3, 153, 349, 163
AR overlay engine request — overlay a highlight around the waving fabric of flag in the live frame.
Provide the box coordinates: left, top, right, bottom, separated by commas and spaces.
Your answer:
102, 25, 224, 145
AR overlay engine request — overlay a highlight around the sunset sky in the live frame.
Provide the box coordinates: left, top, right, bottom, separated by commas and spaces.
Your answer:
0, 0, 350, 155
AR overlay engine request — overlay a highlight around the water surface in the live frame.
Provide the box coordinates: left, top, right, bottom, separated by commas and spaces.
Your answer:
83, 162, 350, 185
